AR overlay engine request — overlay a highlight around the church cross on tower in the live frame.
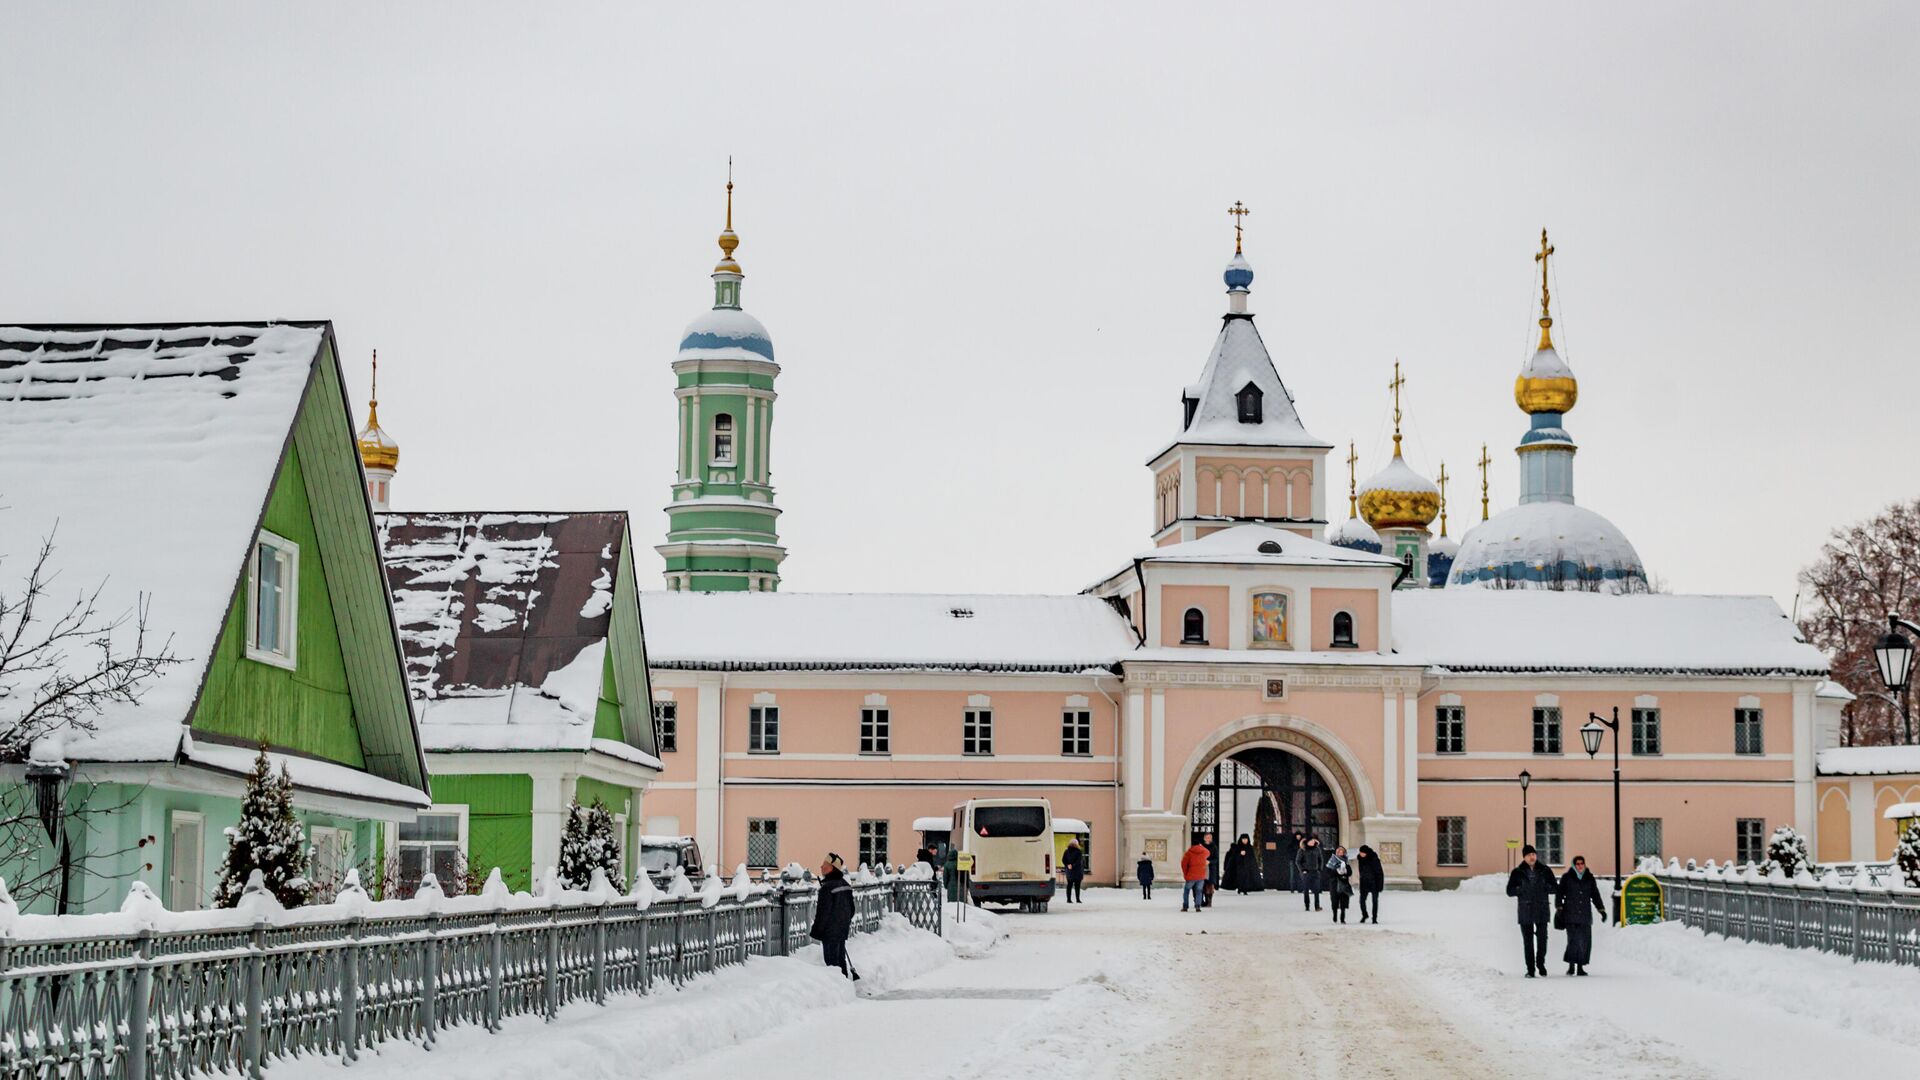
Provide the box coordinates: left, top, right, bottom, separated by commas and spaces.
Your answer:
1228, 200, 1249, 255
1388, 361, 1407, 456
1478, 442, 1492, 521
1535, 227, 1555, 349
1346, 441, 1360, 518
1437, 462, 1450, 537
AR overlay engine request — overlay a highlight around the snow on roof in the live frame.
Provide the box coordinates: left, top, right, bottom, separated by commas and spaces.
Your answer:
1447, 500, 1647, 594
640, 592, 1137, 673
1054, 818, 1091, 834
1158, 317, 1328, 457
1360, 453, 1438, 498
1139, 524, 1401, 570
377, 512, 627, 754
1392, 590, 1829, 676
0, 323, 328, 762
182, 738, 430, 809
1817, 745, 1920, 777
912, 817, 951, 832
1520, 343, 1573, 381
1815, 680, 1856, 702
678, 308, 774, 363
1885, 802, 1920, 820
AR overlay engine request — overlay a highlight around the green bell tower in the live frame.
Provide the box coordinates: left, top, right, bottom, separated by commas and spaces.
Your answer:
659, 172, 786, 591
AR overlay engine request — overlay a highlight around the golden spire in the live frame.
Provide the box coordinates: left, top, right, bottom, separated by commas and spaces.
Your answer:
1534, 227, 1555, 350
1477, 442, 1491, 521
715, 158, 741, 272
367, 348, 380, 429
1437, 462, 1450, 537
357, 350, 399, 472
1228, 200, 1250, 255
1346, 441, 1359, 518
1388, 361, 1406, 457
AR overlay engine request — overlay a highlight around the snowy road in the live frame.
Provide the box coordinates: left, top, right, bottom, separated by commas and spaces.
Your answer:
654, 884, 1920, 1080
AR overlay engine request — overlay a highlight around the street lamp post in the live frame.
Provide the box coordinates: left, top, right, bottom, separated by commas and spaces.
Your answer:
1873, 614, 1918, 745
1581, 709, 1622, 918
24, 756, 73, 915
1518, 769, 1532, 859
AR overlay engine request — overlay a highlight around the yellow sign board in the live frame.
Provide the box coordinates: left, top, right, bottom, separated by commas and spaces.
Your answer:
956, 852, 975, 873
1505, 839, 1521, 849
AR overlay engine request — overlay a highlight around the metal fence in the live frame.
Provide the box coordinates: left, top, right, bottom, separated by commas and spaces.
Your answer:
1653, 869, 1920, 967
0, 878, 942, 1080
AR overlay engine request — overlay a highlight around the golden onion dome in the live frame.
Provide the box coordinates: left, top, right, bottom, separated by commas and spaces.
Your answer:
1514, 317, 1578, 415
1358, 450, 1440, 530
357, 351, 398, 472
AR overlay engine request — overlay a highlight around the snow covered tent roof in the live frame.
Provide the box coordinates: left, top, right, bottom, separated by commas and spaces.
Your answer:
1816, 745, 1920, 777
1155, 315, 1329, 460
377, 512, 660, 764
0, 323, 427, 798
1391, 591, 1829, 676
640, 592, 1137, 673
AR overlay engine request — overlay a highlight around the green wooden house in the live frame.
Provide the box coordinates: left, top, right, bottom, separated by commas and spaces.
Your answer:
376, 511, 662, 893
0, 323, 431, 914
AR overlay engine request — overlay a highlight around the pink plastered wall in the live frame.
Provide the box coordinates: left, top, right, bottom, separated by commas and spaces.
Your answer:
1310, 588, 1379, 651
1159, 585, 1228, 648
1193, 457, 1313, 518
720, 686, 1117, 759
1414, 689, 1798, 765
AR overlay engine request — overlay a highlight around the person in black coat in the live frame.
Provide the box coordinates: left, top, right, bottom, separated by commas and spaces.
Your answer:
1506, 845, 1557, 977
1355, 844, 1386, 923
1136, 852, 1154, 899
1555, 855, 1609, 975
1294, 837, 1324, 911
1324, 845, 1353, 923
1061, 838, 1086, 904
1277, 830, 1302, 892
1223, 834, 1259, 895
809, 853, 859, 980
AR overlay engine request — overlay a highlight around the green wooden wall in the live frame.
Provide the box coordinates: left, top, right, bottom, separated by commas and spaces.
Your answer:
430, 774, 534, 892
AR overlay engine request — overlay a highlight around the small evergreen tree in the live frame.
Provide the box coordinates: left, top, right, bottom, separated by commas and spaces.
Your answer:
1764, 825, 1811, 877
1896, 821, 1920, 890
214, 744, 310, 908
556, 797, 621, 889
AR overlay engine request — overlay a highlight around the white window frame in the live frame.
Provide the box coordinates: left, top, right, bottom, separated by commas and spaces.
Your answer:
1436, 815, 1467, 867
1533, 816, 1565, 866
309, 825, 356, 898
963, 701, 994, 756
168, 810, 207, 911
652, 697, 678, 753
245, 530, 299, 669
1734, 701, 1765, 756
1061, 707, 1093, 756
711, 413, 735, 466
860, 693, 890, 755
749, 694, 780, 754
746, 817, 779, 869
393, 804, 469, 888
1435, 697, 1465, 755
858, 819, 889, 869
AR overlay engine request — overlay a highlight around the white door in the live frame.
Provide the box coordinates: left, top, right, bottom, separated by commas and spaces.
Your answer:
168, 813, 205, 910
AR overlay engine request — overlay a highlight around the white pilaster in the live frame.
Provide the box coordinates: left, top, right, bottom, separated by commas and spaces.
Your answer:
530, 773, 574, 878
697, 676, 723, 868
1150, 689, 1167, 810
1792, 684, 1816, 852
1126, 690, 1145, 810
1402, 695, 1419, 815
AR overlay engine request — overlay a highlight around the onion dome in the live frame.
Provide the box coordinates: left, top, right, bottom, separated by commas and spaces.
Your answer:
357, 350, 398, 472
1224, 252, 1254, 292
1426, 532, 1459, 587
678, 307, 775, 362
1448, 501, 1647, 593
1359, 452, 1439, 530
1328, 514, 1383, 554
1515, 228, 1578, 414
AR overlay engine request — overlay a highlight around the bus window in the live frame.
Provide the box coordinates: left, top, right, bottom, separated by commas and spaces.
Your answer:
973, 805, 1047, 838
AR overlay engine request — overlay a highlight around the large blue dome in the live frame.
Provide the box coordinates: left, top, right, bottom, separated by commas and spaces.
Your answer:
1448, 501, 1648, 593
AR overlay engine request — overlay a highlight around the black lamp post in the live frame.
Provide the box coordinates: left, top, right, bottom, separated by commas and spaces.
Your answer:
1518, 769, 1531, 858
24, 756, 73, 915
1873, 615, 1918, 745
1582, 708, 1622, 918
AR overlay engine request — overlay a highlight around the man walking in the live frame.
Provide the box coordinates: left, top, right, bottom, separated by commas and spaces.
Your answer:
809, 853, 859, 980
1062, 837, 1086, 904
1180, 839, 1210, 912
1506, 844, 1556, 977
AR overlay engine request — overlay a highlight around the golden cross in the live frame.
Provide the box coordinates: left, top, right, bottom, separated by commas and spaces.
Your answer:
368, 349, 380, 421
1477, 442, 1492, 521
1346, 441, 1360, 518
725, 156, 734, 230
1436, 462, 1450, 537
1228, 201, 1250, 255
1534, 227, 1555, 347
1387, 361, 1406, 454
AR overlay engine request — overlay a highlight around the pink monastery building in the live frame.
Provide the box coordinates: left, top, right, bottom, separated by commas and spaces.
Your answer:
367, 192, 1915, 886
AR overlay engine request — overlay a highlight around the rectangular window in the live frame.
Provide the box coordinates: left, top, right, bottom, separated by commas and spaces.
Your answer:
1533, 817, 1564, 866
396, 809, 465, 894
1631, 707, 1662, 755
747, 818, 779, 869
1062, 709, 1092, 756
246, 531, 299, 668
860, 707, 890, 755
749, 705, 780, 753
1435, 706, 1465, 754
653, 701, 678, 753
1436, 816, 1467, 866
963, 709, 993, 756
1734, 708, 1764, 755
1633, 817, 1663, 864
167, 811, 206, 911
1531, 707, 1562, 755
1736, 818, 1765, 865
858, 819, 889, 869
309, 826, 354, 901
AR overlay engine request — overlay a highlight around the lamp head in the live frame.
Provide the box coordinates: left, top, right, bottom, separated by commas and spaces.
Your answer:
1581, 718, 1605, 758
1518, 769, 1532, 791
1875, 624, 1914, 693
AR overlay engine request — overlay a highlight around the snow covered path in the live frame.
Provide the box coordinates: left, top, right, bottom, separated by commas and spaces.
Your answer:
655, 886, 1920, 1080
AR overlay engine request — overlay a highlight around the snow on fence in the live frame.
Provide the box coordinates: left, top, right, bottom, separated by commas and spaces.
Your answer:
1649, 859, 1920, 967
0, 870, 943, 1080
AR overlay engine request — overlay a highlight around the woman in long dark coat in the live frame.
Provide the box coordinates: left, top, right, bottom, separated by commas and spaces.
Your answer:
1355, 844, 1386, 923
1221, 834, 1255, 895
1555, 854, 1609, 975
1293, 837, 1324, 911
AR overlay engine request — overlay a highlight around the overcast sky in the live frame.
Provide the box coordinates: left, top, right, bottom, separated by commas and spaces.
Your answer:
4, 4, 1915, 612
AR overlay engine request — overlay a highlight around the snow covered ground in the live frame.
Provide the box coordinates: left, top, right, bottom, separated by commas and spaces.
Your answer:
279, 886, 1919, 1080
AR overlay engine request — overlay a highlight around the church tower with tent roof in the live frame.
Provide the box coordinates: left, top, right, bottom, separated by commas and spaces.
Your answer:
658, 168, 787, 592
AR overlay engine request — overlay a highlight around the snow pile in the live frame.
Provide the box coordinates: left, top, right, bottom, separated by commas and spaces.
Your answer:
942, 904, 1008, 958
1452, 873, 1512, 895
950, 941, 1176, 1080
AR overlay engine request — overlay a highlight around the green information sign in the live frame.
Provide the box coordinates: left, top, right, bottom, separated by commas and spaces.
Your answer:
1618, 872, 1665, 926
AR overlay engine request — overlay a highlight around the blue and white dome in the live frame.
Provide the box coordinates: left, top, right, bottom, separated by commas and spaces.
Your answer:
678, 308, 775, 363
1448, 501, 1647, 593
1224, 252, 1254, 292
1426, 532, 1458, 588
1327, 515, 1383, 554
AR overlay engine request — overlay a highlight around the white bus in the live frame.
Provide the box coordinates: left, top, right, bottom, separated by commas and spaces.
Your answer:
952, 797, 1055, 912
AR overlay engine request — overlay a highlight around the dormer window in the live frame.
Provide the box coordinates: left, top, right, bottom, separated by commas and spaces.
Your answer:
1236, 383, 1263, 424
1332, 611, 1356, 648
1183, 395, 1198, 428
1181, 607, 1207, 645
712, 413, 734, 464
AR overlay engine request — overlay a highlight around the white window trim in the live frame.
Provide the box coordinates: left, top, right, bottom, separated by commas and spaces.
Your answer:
245, 530, 299, 670
168, 810, 207, 911
860, 704, 891, 757
749, 698, 780, 754
389, 804, 470, 869
710, 413, 736, 466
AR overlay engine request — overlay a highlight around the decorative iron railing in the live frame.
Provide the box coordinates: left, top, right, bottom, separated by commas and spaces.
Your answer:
0, 878, 941, 1080
1650, 863, 1920, 967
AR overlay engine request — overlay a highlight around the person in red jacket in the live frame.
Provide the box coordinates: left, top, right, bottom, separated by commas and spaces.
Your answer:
1180, 841, 1211, 912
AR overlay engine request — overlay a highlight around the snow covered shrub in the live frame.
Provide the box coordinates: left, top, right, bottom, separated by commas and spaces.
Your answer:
1764, 825, 1811, 877
214, 745, 310, 908
557, 797, 621, 889
1896, 821, 1920, 890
